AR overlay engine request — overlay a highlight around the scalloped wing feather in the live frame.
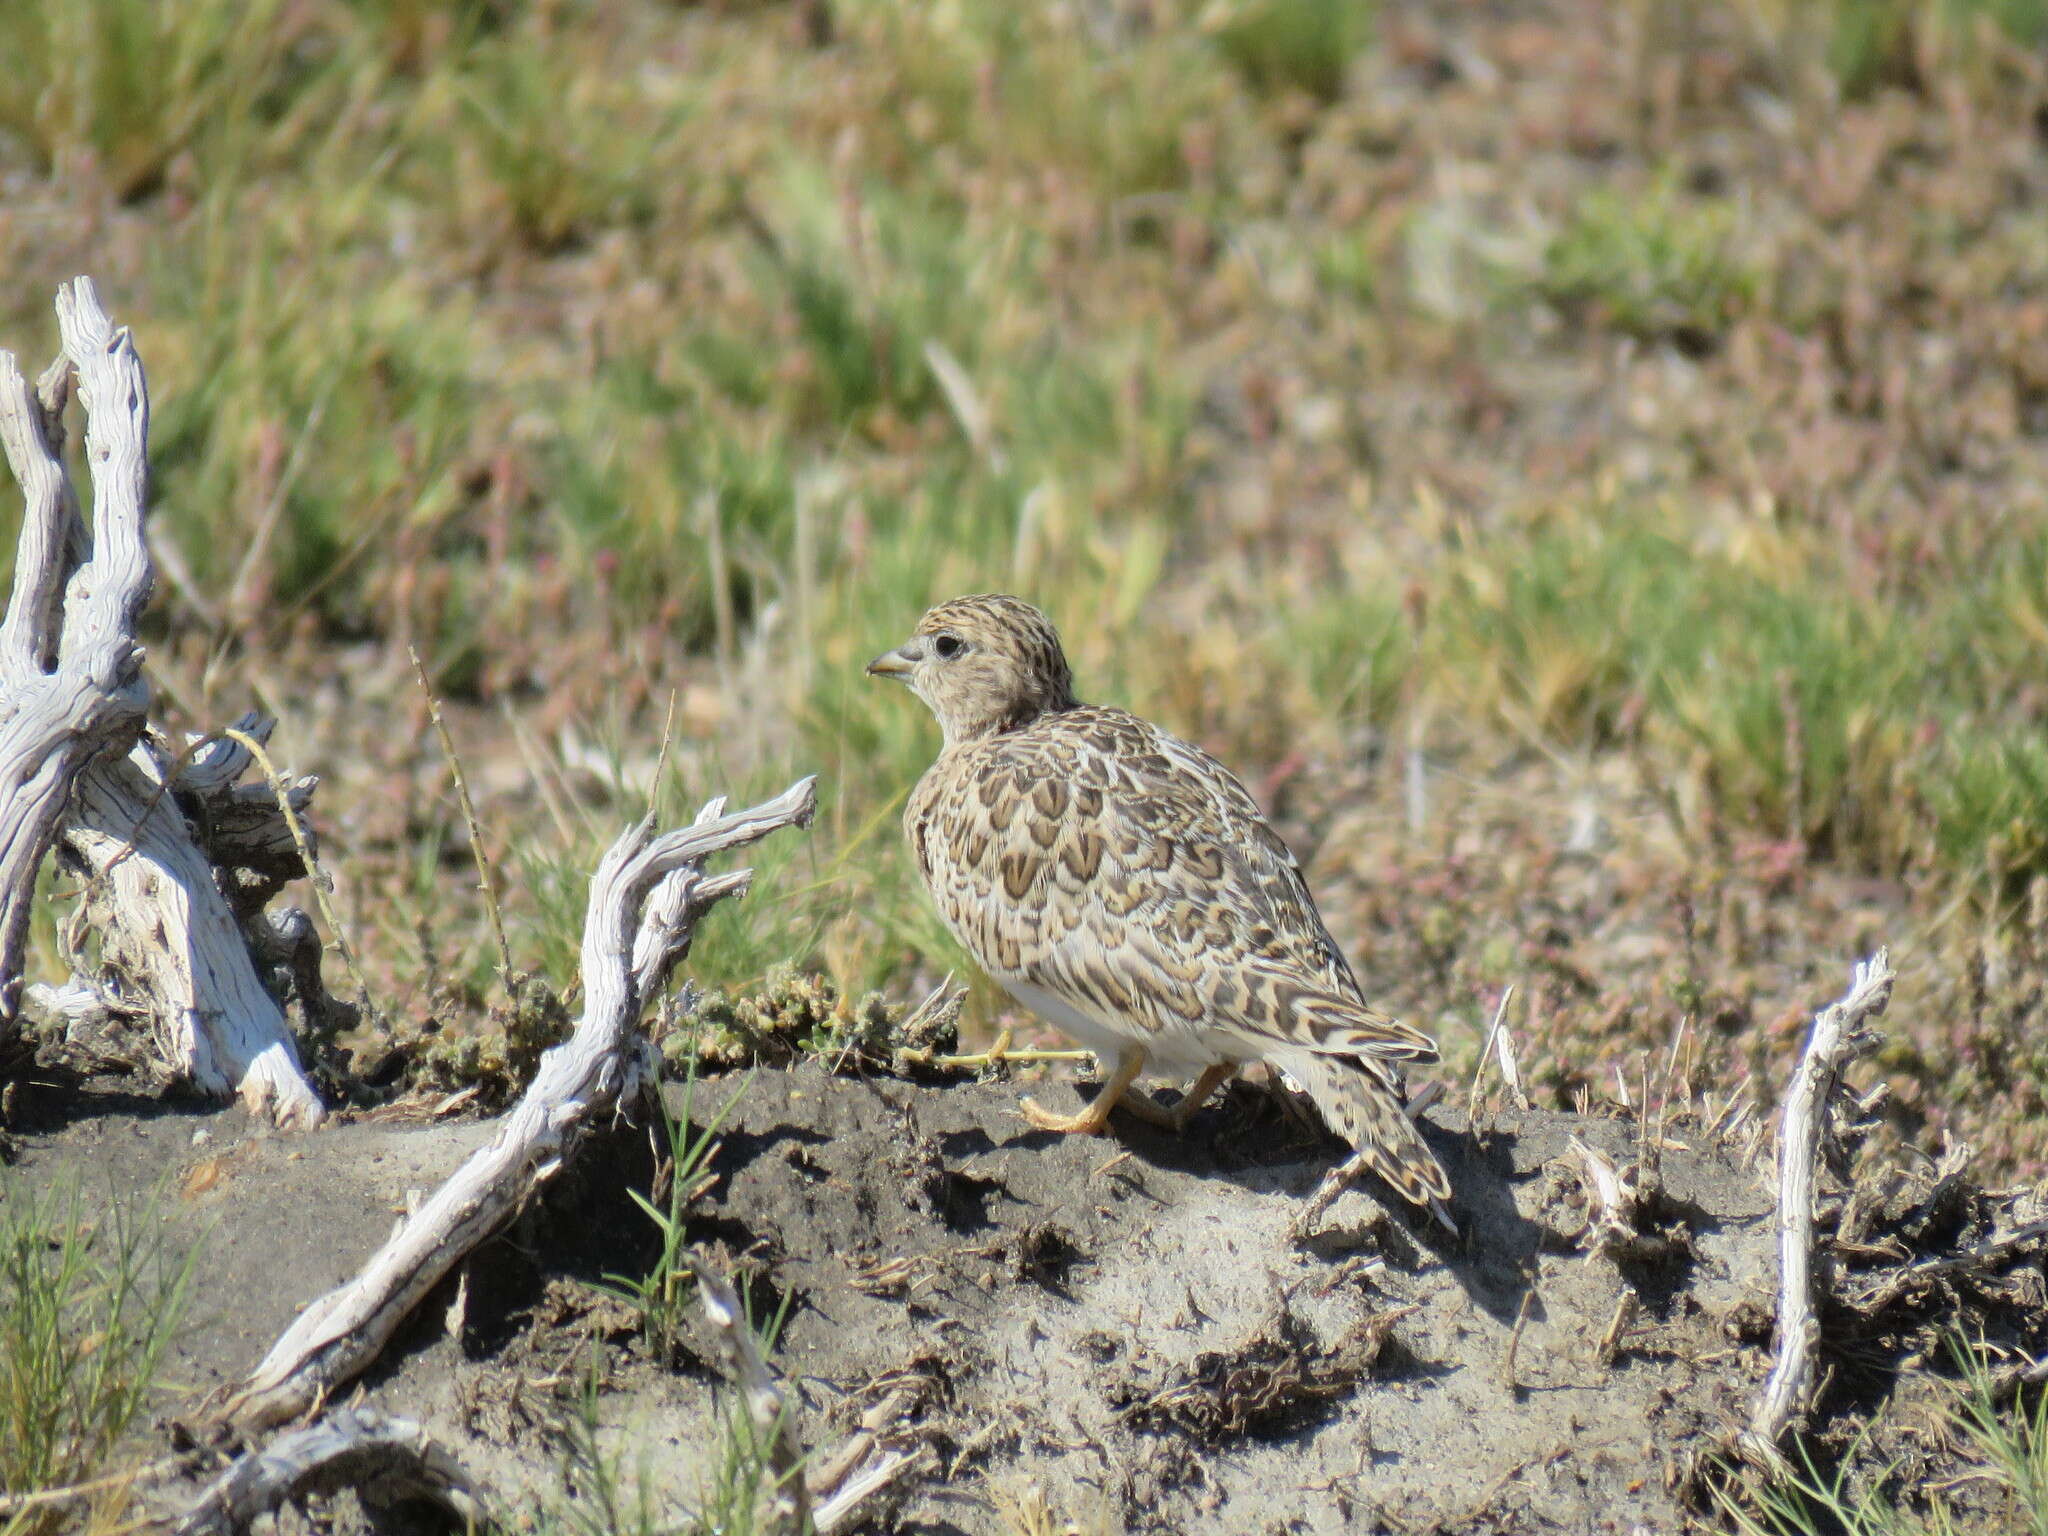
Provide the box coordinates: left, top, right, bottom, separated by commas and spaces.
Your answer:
908, 706, 1437, 1069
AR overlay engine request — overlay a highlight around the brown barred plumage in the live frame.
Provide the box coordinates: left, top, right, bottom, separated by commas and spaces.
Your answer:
867, 594, 1453, 1214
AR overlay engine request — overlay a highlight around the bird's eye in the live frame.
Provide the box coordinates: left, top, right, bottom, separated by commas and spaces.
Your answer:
932, 634, 964, 660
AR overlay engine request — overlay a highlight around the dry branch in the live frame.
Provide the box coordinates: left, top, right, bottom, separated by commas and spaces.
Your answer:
814, 1446, 929, 1535
51, 729, 325, 1126
0, 283, 328, 1123
223, 778, 817, 1431
1739, 948, 1895, 1471
1849, 1214, 2048, 1311
175, 1408, 483, 1535
0, 280, 153, 1033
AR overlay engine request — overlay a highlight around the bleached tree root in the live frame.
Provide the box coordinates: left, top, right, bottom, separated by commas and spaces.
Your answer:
223, 779, 817, 1432
174, 1408, 483, 1535
0, 281, 154, 1034
1739, 948, 1895, 1472
0, 282, 325, 1124
46, 725, 326, 1127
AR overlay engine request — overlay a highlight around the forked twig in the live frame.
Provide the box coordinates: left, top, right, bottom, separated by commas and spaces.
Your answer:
224, 780, 817, 1431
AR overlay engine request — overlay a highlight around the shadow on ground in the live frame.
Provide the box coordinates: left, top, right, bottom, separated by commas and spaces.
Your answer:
10, 1062, 2028, 1533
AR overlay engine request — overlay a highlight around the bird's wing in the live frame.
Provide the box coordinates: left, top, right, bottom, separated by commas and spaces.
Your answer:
913, 706, 1436, 1066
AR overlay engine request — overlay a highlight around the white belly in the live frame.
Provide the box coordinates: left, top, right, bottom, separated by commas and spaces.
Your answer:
1002, 978, 1232, 1080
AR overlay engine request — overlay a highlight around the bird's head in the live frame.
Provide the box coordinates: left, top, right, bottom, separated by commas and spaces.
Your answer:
866, 594, 1078, 745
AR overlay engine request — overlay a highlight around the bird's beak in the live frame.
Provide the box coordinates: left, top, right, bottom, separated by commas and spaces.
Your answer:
865, 645, 915, 680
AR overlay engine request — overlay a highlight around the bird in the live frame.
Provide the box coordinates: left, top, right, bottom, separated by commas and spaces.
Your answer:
866, 593, 1453, 1216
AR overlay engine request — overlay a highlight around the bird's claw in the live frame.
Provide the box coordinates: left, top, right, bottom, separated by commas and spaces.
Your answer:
1018, 1093, 1113, 1135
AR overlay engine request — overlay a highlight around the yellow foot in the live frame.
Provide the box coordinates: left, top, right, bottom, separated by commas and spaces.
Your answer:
1019, 1094, 1117, 1135
1017, 1050, 1149, 1136
1114, 1062, 1239, 1133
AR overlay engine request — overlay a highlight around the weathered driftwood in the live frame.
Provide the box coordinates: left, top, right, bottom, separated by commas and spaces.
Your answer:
174, 1408, 483, 1535
0, 281, 152, 1034
40, 719, 325, 1126
224, 778, 818, 1431
171, 714, 323, 913
1740, 948, 1895, 1471
0, 283, 325, 1123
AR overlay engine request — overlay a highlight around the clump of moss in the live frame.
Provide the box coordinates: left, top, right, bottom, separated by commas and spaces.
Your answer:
661, 965, 959, 1076
401, 974, 574, 1108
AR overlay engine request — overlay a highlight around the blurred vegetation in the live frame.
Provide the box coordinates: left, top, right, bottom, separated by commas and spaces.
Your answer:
0, 1181, 191, 1529
6, 0, 2048, 1168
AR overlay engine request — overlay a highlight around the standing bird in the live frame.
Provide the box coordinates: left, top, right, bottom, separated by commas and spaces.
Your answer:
866, 594, 1453, 1216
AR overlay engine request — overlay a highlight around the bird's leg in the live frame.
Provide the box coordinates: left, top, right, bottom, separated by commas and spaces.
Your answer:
1117, 1062, 1239, 1132
1019, 1049, 1147, 1135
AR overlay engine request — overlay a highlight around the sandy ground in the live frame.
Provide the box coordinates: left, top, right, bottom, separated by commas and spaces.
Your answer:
20, 1057, 2023, 1534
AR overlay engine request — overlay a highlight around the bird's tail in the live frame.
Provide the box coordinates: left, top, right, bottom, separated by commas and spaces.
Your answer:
1276, 1049, 1453, 1209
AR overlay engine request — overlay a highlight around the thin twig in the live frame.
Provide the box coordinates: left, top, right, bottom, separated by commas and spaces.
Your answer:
1465, 984, 1516, 1134
409, 646, 513, 986
1739, 949, 1895, 1472
1502, 1286, 1536, 1391
1596, 1291, 1637, 1367
650, 686, 680, 813
223, 726, 377, 1022
0, 1453, 193, 1515
931, 1047, 1093, 1069
694, 1258, 811, 1535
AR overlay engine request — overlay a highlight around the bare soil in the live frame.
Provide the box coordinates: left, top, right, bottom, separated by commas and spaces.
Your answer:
11, 1059, 2037, 1533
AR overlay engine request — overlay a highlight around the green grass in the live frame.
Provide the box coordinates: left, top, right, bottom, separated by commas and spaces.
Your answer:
528, 1288, 797, 1536
1410, 500, 2048, 887
0, 1182, 193, 1523
450, 17, 676, 254
1209, 0, 1374, 103
597, 1065, 749, 1364
0, 0, 308, 198
1529, 171, 1760, 344
1728, 0, 2048, 96
1832, 0, 2048, 95
853, 1, 1240, 200
1720, 1341, 2048, 1535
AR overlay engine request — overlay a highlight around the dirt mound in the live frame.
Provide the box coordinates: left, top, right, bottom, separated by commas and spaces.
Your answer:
13, 1065, 2038, 1532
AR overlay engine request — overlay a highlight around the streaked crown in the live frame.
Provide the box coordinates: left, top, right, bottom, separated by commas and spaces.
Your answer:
867, 594, 1079, 744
